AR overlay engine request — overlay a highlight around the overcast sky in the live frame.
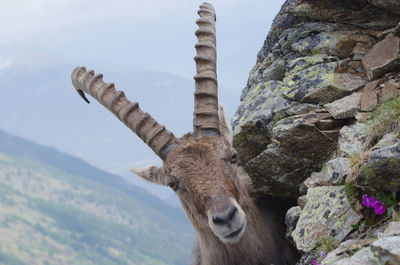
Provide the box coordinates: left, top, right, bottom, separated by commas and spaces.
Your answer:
0, 0, 285, 92
0, 0, 286, 198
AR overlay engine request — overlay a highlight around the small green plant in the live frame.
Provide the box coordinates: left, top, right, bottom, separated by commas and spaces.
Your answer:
365, 97, 400, 139
318, 236, 337, 254
376, 191, 399, 219
348, 151, 370, 181
344, 182, 360, 211
351, 220, 362, 230
349, 151, 362, 168
344, 248, 359, 257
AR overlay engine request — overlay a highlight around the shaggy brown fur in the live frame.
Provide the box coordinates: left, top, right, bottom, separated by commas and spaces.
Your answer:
132, 108, 300, 265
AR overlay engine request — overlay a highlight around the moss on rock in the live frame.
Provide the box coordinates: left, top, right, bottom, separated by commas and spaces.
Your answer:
281, 62, 366, 104
357, 145, 400, 192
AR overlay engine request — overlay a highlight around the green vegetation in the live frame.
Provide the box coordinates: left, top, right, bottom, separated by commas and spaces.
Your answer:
343, 97, 400, 225
320, 236, 337, 254
351, 220, 362, 230
0, 128, 185, 225
344, 182, 360, 212
376, 191, 399, 220
349, 151, 363, 170
0, 151, 194, 265
365, 97, 400, 139
315, 235, 337, 255
348, 151, 370, 181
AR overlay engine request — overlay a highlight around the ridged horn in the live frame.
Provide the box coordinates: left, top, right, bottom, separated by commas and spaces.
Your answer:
193, 2, 220, 139
71, 66, 180, 160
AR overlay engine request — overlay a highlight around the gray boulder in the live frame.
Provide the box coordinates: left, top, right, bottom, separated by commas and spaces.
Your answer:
245, 113, 337, 198
337, 123, 369, 157
282, 62, 366, 104
305, 157, 351, 188
292, 186, 362, 252
321, 222, 400, 265
324, 92, 362, 119
369, 0, 400, 16
286, 206, 301, 246
232, 80, 317, 163
362, 35, 400, 80
357, 143, 400, 192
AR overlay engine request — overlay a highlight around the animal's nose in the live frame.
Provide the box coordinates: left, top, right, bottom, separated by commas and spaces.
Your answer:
212, 206, 237, 225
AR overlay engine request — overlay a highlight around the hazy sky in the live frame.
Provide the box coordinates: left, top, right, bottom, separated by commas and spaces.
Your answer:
0, 0, 286, 199
0, 0, 285, 92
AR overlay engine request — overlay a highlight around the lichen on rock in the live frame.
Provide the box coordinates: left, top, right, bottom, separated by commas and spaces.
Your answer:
337, 123, 369, 157
282, 62, 366, 104
231, 0, 400, 263
292, 186, 361, 252
286, 206, 301, 246
321, 222, 400, 265
305, 157, 351, 188
232, 80, 317, 163
245, 113, 337, 197
357, 143, 400, 192
324, 92, 362, 119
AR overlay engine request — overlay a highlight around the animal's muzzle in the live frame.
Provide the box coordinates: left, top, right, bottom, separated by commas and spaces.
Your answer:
207, 197, 247, 244
212, 206, 238, 225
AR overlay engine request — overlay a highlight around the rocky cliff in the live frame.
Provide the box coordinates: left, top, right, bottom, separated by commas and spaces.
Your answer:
232, 1, 400, 264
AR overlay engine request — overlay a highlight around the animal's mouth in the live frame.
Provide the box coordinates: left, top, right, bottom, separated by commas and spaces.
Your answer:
224, 223, 245, 240
208, 198, 247, 244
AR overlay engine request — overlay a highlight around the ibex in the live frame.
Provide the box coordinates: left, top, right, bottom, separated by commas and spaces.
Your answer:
71, 3, 299, 265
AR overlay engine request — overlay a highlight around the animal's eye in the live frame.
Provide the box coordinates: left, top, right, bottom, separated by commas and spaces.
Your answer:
230, 153, 237, 164
168, 182, 178, 191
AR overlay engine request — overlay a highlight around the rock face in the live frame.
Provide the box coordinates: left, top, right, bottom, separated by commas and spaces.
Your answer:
360, 80, 379, 111
322, 222, 400, 265
247, 113, 337, 197
321, 239, 377, 265
285, 206, 301, 246
369, 0, 400, 16
282, 63, 366, 104
337, 123, 369, 156
371, 236, 400, 264
357, 144, 400, 191
232, 0, 400, 264
292, 186, 361, 252
305, 157, 351, 187
324, 92, 361, 119
362, 35, 400, 80
232, 0, 400, 199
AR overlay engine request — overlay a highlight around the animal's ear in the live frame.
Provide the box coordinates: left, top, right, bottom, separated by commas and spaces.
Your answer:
218, 104, 232, 144
130, 166, 166, 185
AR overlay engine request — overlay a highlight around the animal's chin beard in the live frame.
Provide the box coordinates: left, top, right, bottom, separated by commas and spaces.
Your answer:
216, 221, 246, 244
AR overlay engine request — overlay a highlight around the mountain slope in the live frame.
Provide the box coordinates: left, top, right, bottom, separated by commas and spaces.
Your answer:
0, 130, 195, 265
0, 128, 185, 223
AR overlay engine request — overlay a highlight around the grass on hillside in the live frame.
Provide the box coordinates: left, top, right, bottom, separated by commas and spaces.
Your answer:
0, 152, 194, 265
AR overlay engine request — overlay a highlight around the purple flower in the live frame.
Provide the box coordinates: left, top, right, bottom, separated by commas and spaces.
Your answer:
311, 251, 326, 265
362, 194, 377, 208
362, 194, 386, 215
312, 260, 321, 265
373, 201, 386, 215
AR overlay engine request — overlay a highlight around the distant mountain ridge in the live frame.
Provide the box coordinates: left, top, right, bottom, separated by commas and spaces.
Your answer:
0, 46, 238, 200
0, 127, 186, 224
0, 127, 195, 264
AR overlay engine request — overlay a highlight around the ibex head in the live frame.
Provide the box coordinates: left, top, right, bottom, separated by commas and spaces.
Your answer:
72, 3, 251, 244
131, 105, 250, 244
